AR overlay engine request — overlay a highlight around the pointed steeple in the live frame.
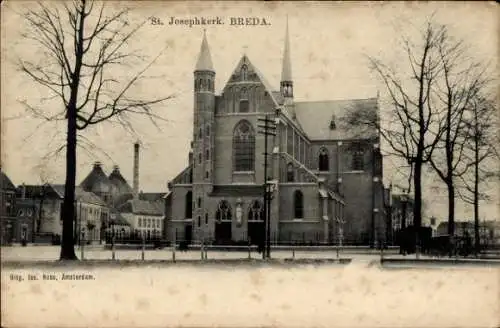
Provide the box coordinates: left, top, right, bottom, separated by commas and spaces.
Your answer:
281, 16, 292, 82
195, 29, 214, 72
280, 16, 293, 101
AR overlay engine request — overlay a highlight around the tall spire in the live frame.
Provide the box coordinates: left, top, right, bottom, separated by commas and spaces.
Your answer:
280, 16, 293, 102
195, 29, 214, 72
280, 16, 292, 82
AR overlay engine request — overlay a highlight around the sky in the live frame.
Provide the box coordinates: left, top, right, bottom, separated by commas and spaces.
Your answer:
1, 1, 498, 222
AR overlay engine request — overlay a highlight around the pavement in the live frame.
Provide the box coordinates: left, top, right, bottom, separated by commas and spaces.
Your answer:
2, 245, 499, 268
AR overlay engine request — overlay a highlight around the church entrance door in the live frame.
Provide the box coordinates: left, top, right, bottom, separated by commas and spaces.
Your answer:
184, 224, 193, 244
214, 221, 232, 245
248, 221, 265, 246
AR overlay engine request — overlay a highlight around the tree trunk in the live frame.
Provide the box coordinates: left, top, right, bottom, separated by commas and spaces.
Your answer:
59, 106, 78, 260
473, 135, 480, 254
446, 179, 455, 236
413, 158, 422, 251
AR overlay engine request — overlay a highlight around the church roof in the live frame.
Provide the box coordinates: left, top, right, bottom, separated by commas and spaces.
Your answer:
294, 98, 379, 141
195, 30, 214, 72
0, 171, 16, 191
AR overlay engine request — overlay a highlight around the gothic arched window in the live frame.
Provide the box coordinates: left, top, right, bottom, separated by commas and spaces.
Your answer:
241, 64, 248, 80
239, 88, 249, 112
248, 200, 264, 221
351, 143, 365, 171
216, 200, 232, 222
294, 190, 304, 219
287, 163, 294, 182
233, 120, 255, 171
318, 148, 329, 171
185, 191, 193, 219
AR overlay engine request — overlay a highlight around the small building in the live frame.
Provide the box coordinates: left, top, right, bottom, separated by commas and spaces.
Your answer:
118, 198, 164, 240
105, 210, 132, 241
1, 171, 19, 245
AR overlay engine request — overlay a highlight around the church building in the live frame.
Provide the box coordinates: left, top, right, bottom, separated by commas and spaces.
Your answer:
165, 23, 386, 246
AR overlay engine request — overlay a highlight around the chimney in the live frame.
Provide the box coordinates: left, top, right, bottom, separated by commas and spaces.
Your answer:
133, 141, 140, 197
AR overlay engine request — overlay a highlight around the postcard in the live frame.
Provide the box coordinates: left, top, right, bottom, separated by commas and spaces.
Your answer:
1, 1, 498, 327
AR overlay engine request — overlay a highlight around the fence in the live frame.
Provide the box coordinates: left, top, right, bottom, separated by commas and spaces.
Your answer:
60, 233, 403, 262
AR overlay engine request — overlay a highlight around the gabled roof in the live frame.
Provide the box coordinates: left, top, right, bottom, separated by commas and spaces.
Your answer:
223, 54, 281, 109
18, 183, 62, 199
294, 98, 379, 141
0, 171, 16, 191
139, 192, 167, 202
51, 184, 107, 206
117, 199, 163, 216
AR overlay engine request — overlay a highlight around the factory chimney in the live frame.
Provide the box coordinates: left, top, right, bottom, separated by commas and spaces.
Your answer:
133, 141, 140, 198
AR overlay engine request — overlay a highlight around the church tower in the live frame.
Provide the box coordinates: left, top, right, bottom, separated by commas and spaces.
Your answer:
193, 30, 215, 240
280, 18, 293, 105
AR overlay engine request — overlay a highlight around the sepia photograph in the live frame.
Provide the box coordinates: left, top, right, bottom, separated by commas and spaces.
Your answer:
1, 1, 499, 327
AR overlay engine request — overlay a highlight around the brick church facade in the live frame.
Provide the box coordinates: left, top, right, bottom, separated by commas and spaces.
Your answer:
165, 24, 386, 246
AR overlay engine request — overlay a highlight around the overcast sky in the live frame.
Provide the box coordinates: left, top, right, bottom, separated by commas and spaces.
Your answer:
1, 1, 498, 222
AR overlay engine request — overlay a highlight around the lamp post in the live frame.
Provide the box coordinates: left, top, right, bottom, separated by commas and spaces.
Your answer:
258, 114, 277, 260
400, 190, 408, 255
265, 179, 277, 259
110, 217, 116, 260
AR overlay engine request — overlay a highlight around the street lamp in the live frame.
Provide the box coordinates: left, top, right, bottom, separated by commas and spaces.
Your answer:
265, 179, 277, 259
399, 190, 409, 255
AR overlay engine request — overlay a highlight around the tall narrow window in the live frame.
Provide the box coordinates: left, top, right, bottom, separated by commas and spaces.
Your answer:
287, 126, 293, 155
287, 163, 294, 182
206, 125, 210, 136
197, 197, 201, 208
241, 64, 248, 80
351, 143, 365, 171
318, 148, 329, 171
197, 216, 201, 227
205, 213, 209, 225
239, 100, 249, 112
216, 200, 232, 222
185, 191, 193, 219
294, 190, 304, 219
205, 149, 210, 160
248, 200, 264, 221
233, 120, 255, 171
240, 88, 249, 113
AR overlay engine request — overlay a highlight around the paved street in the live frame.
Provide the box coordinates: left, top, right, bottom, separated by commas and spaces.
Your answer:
1, 245, 386, 263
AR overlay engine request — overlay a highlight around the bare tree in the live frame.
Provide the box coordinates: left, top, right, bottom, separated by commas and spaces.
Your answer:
344, 20, 447, 250
18, 0, 173, 260
428, 28, 491, 237
457, 95, 499, 253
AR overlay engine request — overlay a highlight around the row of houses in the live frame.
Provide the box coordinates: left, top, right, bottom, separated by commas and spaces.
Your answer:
1, 143, 167, 246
